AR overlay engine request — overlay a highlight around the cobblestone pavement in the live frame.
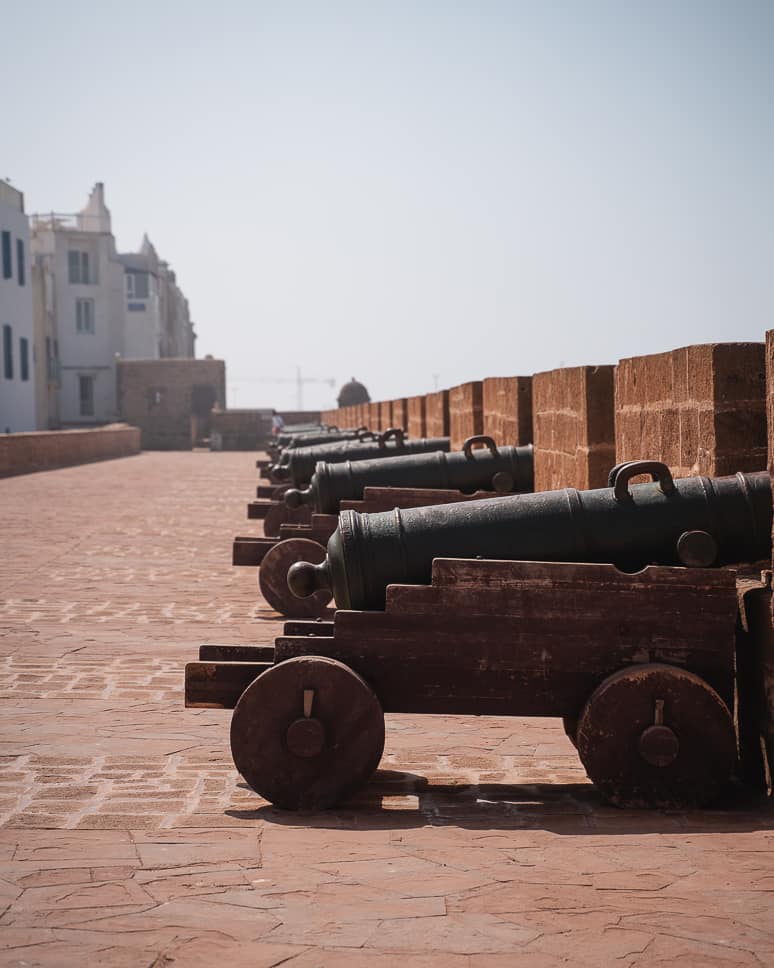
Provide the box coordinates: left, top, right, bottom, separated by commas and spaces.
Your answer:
1, 452, 773, 966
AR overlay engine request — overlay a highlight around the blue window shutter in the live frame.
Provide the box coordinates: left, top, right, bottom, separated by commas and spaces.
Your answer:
20, 338, 29, 381
1, 232, 11, 279
2, 325, 12, 379
16, 239, 25, 286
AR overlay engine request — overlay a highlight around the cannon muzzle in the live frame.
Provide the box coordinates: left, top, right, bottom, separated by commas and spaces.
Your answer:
284, 487, 312, 509
288, 558, 332, 599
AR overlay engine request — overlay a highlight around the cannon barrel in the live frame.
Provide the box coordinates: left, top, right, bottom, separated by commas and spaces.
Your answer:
280, 427, 373, 451
288, 462, 773, 610
273, 431, 451, 487
269, 426, 401, 475
284, 437, 534, 512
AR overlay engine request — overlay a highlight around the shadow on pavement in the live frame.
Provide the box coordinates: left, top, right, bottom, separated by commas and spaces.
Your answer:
226, 769, 774, 834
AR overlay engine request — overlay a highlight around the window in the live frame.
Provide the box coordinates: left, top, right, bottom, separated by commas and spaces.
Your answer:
126, 271, 149, 299
2, 324, 12, 379
16, 239, 25, 286
68, 250, 92, 284
79, 375, 95, 416
76, 298, 95, 333
1, 232, 11, 279
20, 338, 29, 381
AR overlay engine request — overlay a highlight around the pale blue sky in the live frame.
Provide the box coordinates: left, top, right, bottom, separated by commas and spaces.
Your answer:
3, 1, 772, 410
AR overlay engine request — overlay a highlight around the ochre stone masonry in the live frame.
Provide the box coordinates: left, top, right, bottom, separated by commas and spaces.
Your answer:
449, 381, 484, 451
0, 424, 140, 478
407, 394, 427, 437
533, 365, 616, 491
616, 343, 766, 477
482, 376, 533, 447
369, 401, 382, 432
391, 397, 408, 431
425, 389, 450, 439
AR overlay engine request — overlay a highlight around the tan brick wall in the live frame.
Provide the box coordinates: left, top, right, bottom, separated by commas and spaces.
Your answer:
482, 376, 533, 446
448, 381, 483, 450
368, 402, 382, 432
379, 401, 393, 430
391, 398, 408, 431
117, 359, 226, 450
425, 390, 449, 439
615, 343, 766, 478
0, 424, 141, 478
533, 365, 615, 491
407, 395, 426, 438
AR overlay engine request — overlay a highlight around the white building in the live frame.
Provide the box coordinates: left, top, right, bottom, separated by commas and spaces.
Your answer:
119, 235, 195, 360
29, 183, 196, 427
0, 180, 35, 432
30, 184, 125, 425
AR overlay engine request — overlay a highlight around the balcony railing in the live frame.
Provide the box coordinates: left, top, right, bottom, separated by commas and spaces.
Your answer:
29, 212, 109, 233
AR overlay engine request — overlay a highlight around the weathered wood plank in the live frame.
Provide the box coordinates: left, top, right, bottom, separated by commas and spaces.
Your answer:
736, 581, 773, 790
427, 557, 738, 590
282, 620, 336, 637
198, 644, 276, 662
247, 500, 272, 520
341, 487, 498, 514
232, 536, 277, 566
257, 484, 281, 499
185, 661, 271, 708
273, 561, 737, 715
279, 514, 337, 544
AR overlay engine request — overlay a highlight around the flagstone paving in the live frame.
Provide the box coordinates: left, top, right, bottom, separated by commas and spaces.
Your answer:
0, 451, 773, 966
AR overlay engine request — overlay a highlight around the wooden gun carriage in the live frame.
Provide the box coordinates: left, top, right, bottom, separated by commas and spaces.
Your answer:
185, 556, 753, 812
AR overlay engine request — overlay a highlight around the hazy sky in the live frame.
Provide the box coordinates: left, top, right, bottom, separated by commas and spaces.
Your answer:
3, 1, 773, 411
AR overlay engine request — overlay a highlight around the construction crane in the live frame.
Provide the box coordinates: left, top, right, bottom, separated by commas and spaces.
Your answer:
228, 367, 337, 411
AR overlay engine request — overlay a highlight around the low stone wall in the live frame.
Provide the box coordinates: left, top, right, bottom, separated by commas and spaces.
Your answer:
0, 424, 141, 478
533, 365, 616, 491
449, 381, 484, 451
615, 343, 766, 477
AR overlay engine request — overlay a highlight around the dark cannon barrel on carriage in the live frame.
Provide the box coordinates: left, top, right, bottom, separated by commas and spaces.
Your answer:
284, 437, 534, 513
288, 461, 773, 610
270, 429, 451, 487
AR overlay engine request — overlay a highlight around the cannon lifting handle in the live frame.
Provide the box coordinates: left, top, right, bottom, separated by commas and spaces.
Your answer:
611, 461, 676, 503
379, 428, 406, 448
462, 435, 499, 459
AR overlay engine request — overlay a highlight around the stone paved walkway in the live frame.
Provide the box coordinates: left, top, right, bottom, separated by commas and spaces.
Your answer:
1, 452, 773, 966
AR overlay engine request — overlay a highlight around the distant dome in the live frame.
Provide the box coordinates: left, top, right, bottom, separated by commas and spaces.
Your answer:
337, 377, 370, 407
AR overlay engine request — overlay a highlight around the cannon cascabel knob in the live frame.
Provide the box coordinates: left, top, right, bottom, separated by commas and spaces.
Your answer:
287, 559, 332, 599
284, 487, 310, 509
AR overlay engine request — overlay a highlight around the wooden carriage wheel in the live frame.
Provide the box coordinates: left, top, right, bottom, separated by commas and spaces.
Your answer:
258, 538, 331, 617
230, 656, 385, 810
576, 663, 736, 809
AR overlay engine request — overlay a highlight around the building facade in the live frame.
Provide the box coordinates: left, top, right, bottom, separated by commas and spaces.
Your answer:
119, 236, 195, 361
0, 180, 35, 432
29, 183, 196, 428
